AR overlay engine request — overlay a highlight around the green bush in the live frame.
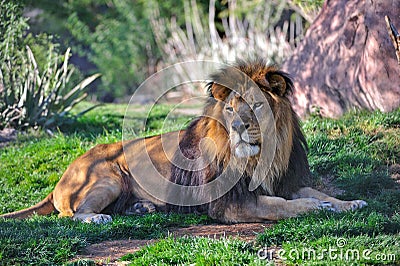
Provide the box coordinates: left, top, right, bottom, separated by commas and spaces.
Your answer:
25, 0, 312, 100
65, 1, 158, 100
0, 1, 99, 130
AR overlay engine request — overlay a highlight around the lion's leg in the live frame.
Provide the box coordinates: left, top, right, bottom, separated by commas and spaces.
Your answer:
221, 196, 332, 223
72, 180, 122, 224
292, 187, 367, 212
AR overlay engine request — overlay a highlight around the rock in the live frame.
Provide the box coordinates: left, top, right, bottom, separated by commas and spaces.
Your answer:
283, 0, 400, 118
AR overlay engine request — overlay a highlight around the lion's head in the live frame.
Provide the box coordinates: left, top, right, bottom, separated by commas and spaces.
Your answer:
170, 60, 310, 215
204, 60, 298, 183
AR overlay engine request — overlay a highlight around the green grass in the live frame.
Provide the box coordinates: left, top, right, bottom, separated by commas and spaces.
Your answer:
0, 104, 399, 265
120, 237, 263, 266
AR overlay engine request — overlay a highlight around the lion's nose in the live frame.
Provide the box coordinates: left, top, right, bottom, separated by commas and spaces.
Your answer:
232, 121, 249, 134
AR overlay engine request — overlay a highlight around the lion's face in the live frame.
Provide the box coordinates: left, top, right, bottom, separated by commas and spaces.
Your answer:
207, 62, 294, 174
222, 86, 271, 158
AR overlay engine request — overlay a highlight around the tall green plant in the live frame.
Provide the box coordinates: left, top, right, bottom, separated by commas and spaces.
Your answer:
0, 45, 100, 129
65, 0, 157, 100
0, 1, 100, 130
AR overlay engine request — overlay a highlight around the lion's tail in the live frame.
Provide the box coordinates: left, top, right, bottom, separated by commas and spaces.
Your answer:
0, 192, 56, 219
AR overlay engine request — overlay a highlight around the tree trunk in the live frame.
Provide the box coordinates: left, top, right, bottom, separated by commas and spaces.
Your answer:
283, 0, 400, 118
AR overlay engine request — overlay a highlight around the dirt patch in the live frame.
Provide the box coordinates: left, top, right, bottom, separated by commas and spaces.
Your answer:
0, 128, 17, 148
73, 223, 270, 265
169, 222, 271, 241
73, 239, 156, 265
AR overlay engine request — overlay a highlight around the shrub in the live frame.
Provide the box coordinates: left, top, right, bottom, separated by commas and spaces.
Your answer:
0, 1, 99, 130
146, 0, 305, 98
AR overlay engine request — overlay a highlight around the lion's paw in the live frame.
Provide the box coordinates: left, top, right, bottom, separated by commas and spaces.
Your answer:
329, 199, 368, 212
125, 200, 156, 215
86, 214, 112, 224
347, 200, 368, 211
73, 213, 113, 224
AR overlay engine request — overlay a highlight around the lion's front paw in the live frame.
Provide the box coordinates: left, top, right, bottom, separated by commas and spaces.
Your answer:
86, 214, 113, 224
332, 199, 368, 212
125, 200, 156, 215
292, 198, 335, 214
347, 200, 368, 211
73, 213, 113, 224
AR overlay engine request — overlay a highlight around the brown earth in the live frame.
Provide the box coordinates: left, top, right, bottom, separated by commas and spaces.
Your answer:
0, 128, 17, 148
72, 222, 271, 265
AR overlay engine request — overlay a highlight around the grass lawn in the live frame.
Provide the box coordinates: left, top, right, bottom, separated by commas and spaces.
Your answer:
0, 102, 399, 265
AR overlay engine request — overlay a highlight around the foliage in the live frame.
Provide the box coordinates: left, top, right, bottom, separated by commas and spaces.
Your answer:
289, 0, 324, 23
22, 0, 211, 101
0, 46, 100, 130
61, 0, 209, 100
133, 0, 306, 98
0, 1, 28, 63
65, 1, 153, 100
0, 1, 100, 130
149, 0, 303, 88
24, 0, 310, 100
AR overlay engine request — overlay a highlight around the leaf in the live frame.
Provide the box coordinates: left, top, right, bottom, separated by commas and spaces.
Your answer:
76, 103, 103, 117
63, 73, 101, 101
1, 43, 101, 129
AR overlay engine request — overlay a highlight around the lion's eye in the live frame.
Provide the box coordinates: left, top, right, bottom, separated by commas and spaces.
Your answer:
253, 102, 263, 109
225, 106, 233, 113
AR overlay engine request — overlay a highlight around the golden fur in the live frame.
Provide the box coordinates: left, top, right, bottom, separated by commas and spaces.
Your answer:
0, 60, 367, 223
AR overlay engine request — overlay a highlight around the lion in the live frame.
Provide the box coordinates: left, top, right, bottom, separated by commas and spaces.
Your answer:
0, 60, 367, 224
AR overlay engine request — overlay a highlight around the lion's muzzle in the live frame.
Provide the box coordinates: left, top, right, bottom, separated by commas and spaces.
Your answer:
230, 123, 261, 158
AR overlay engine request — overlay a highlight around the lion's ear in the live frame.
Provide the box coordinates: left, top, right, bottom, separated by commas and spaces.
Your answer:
209, 83, 231, 101
265, 72, 293, 97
